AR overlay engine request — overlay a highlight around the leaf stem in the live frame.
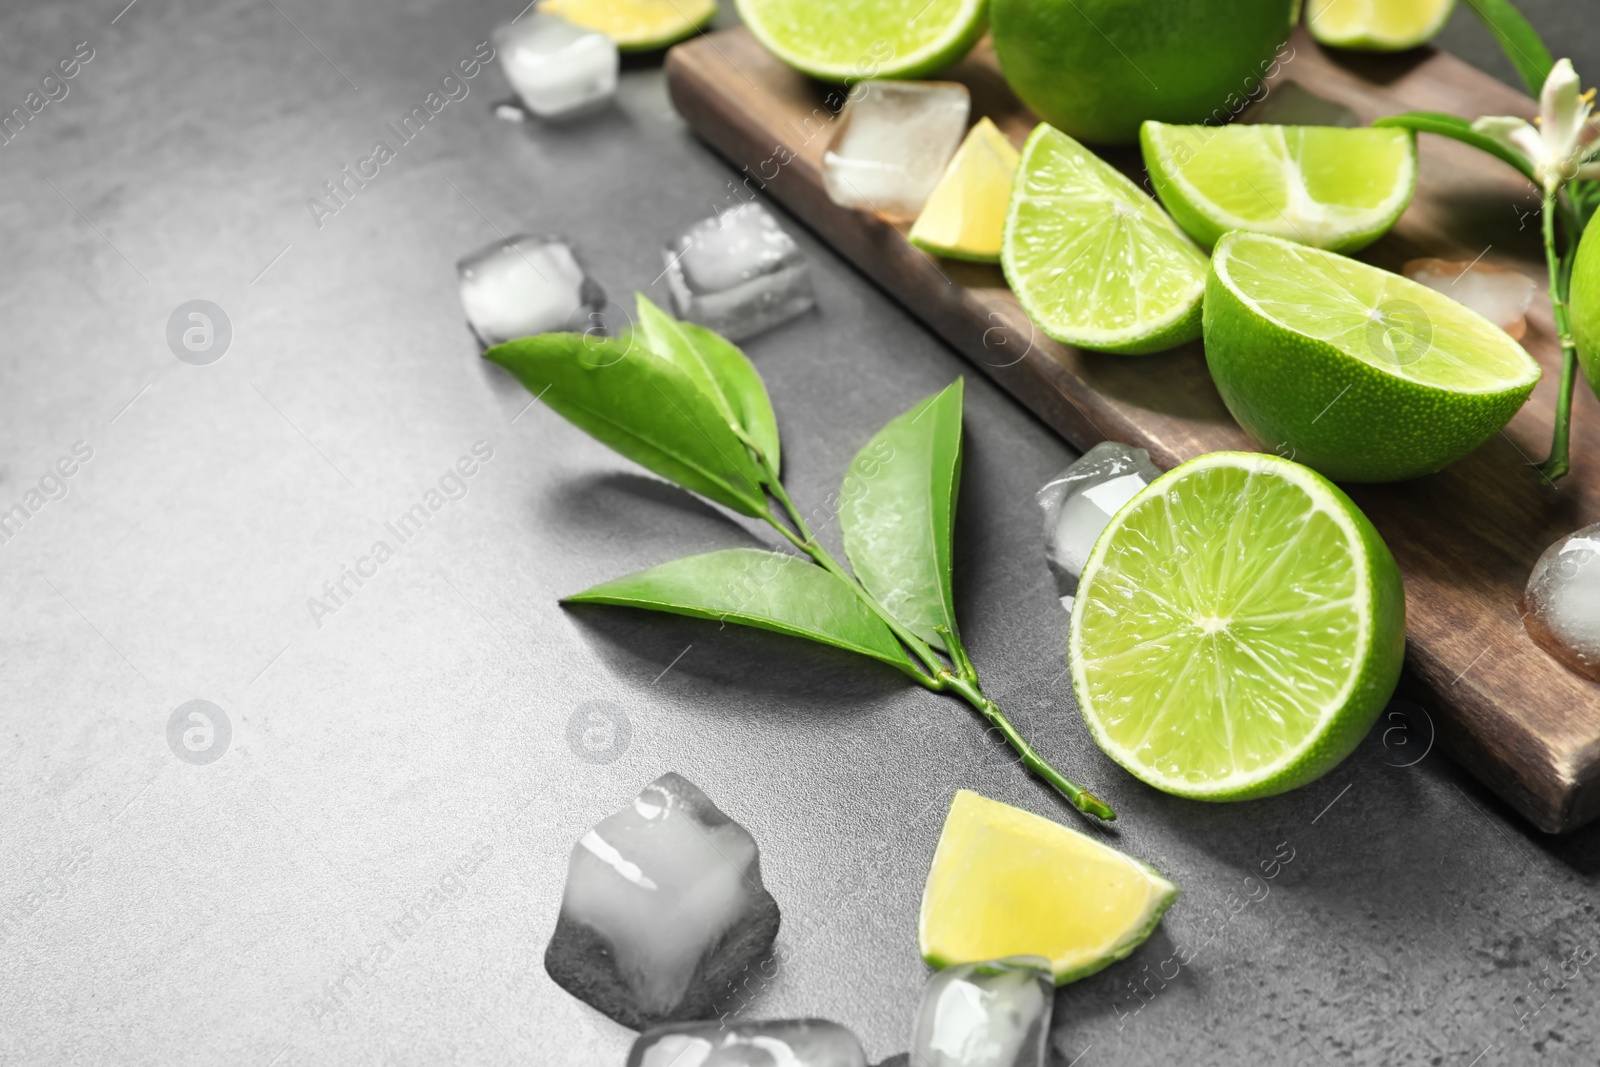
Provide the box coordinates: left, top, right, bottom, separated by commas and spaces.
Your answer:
1538, 191, 1580, 481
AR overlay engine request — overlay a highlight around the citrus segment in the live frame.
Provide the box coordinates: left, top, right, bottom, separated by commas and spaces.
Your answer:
909, 118, 1020, 263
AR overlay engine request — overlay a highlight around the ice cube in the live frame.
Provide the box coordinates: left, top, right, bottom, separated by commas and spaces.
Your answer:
544, 772, 782, 1030
911, 957, 1055, 1067
1240, 80, 1359, 127
823, 80, 971, 219
1522, 523, 1600, 683
457, 234, 605, 347
664, 201, 817, 341
1403, 258, 1538, 340
492, 12, 618, 120
1038, 441, 1162, 601
628, 1019, 868, 1067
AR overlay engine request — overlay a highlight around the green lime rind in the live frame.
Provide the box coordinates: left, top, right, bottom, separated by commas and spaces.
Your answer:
734, 0, 987, 81
1002, 124, 1207, 355
1573, 217, 1600, 403
1140, 122, 1417, 254
1205, 231, 1541, 482
907, 234, 1001, 264
1069, 451, 1406, 802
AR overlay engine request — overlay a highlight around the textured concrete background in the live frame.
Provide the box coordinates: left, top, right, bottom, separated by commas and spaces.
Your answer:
0, 1, 1597, 1065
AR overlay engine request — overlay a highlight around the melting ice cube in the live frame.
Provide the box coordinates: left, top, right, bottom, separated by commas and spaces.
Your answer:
457, 234, 605, 347
628, 1019, 868, 1067
822, 81, 970, 219
1240, 80, 1359, 127
545, 772, 782, 1030
1038, 441, 1162, 602
492, 12, 618, 120
911, 957, 1055, 1067
664, 201, 817, 341
1403, 258, 1538, 340
1523, 522, 1600, 683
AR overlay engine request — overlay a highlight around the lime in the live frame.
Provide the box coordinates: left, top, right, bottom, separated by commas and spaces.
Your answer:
909, 118, 1020, 263
919, 790, 1178, 984
1306, 0, 1455, 51
542, 0, 716, 50
991, 0, 1297, 145
1140, 122, 1416, 253
1206, 231, 1541, 481
1070, 452, 1405, 801
1573, 215, 1600, 403
735, 0, 986, 81
1002, 125, 1207, 354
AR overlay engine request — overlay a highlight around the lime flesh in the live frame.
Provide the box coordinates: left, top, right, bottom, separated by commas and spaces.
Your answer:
909, 118, 1020, 263
542, 0, 716, 49
1002, 124, 1207, 354
1573, 215, 1600, 403
1140, 122, 1416, 253
1070, 452, 1406, 800
1205, 231, 1541, 481
919, 790, 1178, 983
1307, 0, 1455, 51
735, 0, 986, 81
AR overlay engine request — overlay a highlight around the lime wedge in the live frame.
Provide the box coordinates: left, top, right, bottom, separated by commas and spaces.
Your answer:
1003, 124, 1207, 354
919, 790, 1178, 983
735, 0, 986, 81
1140, 122, 1416, 253
1307, 0, 1454, 51
543, 0, 716, 50
909, 118, 1020, 263
1070, 452, 1406, 800
1206, 231, 1541, 481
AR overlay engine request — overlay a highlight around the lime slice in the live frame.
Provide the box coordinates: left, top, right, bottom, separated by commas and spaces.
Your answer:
1307, 0, 1454, 51
543, 0, 716, 50
1206, 231, 1541, 481
735, 0, 987, 81
909, 118, 1020, 263
1573, 212, 1600, 403
1070, 452, 1406, 800
1140, 122, 1416, 253
919, 790, 1178, 983
1003, 124, 1207, 354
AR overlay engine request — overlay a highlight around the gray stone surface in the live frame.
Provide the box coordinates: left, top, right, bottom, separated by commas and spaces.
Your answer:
0, 2, 1596, 1066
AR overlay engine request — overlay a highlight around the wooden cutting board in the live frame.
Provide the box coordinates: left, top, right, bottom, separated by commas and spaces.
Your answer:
663, 26, 1600, 834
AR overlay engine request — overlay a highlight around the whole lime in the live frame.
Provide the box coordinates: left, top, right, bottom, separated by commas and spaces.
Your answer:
990, 0, 1298, 145
1573, 218, 1600, 403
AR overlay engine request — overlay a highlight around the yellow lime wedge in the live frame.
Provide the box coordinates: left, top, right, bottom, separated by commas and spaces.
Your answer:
542, 0, 717, 51
919, 790, 1178, 984
909, 118, 1020, 263
1306, 0, 1454, 51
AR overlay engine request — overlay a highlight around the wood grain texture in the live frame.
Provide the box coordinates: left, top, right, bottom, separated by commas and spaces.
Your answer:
664, 27, 1600, 833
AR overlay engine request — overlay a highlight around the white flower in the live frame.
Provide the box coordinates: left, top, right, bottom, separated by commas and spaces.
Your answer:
1472, 58, 1600, 193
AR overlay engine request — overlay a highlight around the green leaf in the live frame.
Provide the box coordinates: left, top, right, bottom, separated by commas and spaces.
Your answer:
486, 333, 770, 517
839, 379, 964, 653
1460, 0, 1553, 97
565, 548, 918, 674
1373, 112, 1537, 184
633, 295, 783, 475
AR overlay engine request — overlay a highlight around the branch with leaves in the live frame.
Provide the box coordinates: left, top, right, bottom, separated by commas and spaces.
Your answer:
489, 294, 1115, 821
1376, 0, 1599, 479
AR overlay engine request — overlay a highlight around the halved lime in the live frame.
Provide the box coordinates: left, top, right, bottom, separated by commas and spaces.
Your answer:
1140, 122, 1416, 253
1307, 0, 1454, 51
735, 0, 986, 81
909, 118, 1020, 263
1206, 231, 1541, 481
543, 0, 716, 50
919, 790, 1178, 984
1070, 452, 1406, 801
1003, 124, 1207, 354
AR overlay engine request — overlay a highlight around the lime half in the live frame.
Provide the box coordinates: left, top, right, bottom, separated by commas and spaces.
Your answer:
1070, 452, 1406, 801
1141, 122, 1416, 253
1206, 231, 1541, 482
1307, 0, 1454, 51
543, 0, 716, 50
919, 790, 1178, 983
735, 0, 986, 81
909, 118, 1020, 263
1003, 124, 1207, 354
